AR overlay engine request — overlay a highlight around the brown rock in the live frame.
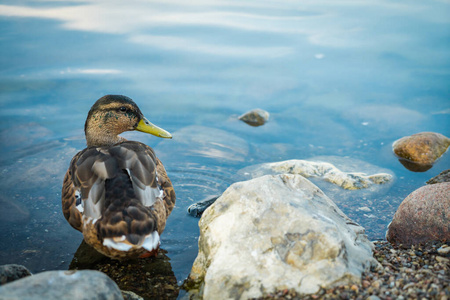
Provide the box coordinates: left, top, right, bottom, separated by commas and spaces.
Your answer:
392, 132, 450, 172
386, 182, 450, 246
238, 109, 270, 126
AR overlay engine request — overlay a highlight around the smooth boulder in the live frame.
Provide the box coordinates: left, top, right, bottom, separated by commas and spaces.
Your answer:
187, 174, 378, 299
386, 182, 450, 246
392, 132, 450, 172
0, 270, 123, 300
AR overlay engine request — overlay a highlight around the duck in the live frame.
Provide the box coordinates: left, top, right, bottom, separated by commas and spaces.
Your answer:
61, 95, 175, 260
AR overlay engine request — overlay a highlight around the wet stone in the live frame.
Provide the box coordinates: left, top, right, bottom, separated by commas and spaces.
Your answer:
187, 196, 219, 217
427, 169, 450, 184
238, 108, 270, 127
392, 132, 450, 172
0, 264, 32, 285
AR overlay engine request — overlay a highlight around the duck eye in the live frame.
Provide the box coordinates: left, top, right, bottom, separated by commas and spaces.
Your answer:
119, 107, 127, 112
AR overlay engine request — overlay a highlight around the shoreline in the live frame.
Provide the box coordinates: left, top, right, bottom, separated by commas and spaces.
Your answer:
260, 241, 449, 300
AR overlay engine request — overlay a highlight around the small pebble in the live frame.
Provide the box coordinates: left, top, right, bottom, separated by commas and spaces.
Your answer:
238, 109, 270, 127
437, 245, 450, 256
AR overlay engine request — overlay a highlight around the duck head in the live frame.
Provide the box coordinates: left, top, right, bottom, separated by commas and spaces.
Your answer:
84, 95, 172, 147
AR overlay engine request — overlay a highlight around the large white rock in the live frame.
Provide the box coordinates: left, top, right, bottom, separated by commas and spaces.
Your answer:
188, 174, 378, 299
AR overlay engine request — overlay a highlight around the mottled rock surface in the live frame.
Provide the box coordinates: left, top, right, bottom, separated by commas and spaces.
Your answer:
0, 264, 31, 285
0, 270, 123, 300
238, 108, 270, 126
386, 182, 450, 246
427, 169, 450, 185
186, 174, 377, 299
393, 132, 450, 172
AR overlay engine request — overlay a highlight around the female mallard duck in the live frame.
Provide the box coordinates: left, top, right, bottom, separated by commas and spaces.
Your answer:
62, 95, 175, 259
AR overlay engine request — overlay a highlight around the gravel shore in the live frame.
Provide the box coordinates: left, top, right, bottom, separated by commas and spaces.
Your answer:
260, 241, 450, 300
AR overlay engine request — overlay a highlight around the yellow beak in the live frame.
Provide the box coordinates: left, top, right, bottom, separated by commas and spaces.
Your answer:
135, 117, 172, 139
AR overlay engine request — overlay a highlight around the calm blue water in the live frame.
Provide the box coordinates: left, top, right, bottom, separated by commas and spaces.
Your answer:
0, 0, 449, 291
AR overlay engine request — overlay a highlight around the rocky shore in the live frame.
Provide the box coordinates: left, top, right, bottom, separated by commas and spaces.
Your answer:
261, 241, 449, 300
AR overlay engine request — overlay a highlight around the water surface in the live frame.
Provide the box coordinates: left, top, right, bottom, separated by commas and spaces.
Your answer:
0, 0, 449, 293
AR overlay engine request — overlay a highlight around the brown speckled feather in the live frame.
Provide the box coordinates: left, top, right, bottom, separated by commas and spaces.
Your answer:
61, 141, 175, 259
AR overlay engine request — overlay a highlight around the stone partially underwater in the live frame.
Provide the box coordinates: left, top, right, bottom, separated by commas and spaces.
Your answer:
392, 132, 450, 172
238, 109, 270, 127
186, 174, 378, 299
240, 158, 393, 190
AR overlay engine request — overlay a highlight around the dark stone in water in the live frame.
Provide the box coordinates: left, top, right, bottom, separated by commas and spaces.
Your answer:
238, 109, 270, 127
392, 132, 450, 172
0, 264, 32, 285
427, 169, 450, 184
187, 196, 219, 217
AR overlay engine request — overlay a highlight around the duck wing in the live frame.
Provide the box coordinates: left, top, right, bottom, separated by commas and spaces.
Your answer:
61, 141, 175, 255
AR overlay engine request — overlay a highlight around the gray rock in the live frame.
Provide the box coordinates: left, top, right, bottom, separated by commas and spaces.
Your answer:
0, 270, 123, 300
0, 264, 31, 285
187, 174, 378, 299
187, 196, 219, 217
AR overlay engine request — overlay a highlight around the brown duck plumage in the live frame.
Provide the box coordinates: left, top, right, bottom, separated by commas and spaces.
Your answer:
62, 95, 175, 259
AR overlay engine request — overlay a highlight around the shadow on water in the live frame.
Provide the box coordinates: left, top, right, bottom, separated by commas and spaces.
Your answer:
69, 241, 180, 300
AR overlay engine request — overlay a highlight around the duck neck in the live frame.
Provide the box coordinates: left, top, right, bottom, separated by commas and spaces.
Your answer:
85, 126, 126, 147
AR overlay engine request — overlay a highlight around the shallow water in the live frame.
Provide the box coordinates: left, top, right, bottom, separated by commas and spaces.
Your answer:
0, 0, 449, 295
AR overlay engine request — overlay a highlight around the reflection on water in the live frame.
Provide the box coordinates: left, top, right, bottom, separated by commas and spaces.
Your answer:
70, 241, 179, 300
397, 158, 433, 172
0, 0, 449, 298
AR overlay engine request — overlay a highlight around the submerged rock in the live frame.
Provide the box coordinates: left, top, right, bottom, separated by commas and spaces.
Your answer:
427, 169, 450, 185
186, 174, 377, 299
0, 270, 123, 300
187, 196, 219, 217
386, 182, 450, 247
0, 264, 31, 285
240, 159, 392, 190
392, 132, 450, 172
238, 108, 270, 126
